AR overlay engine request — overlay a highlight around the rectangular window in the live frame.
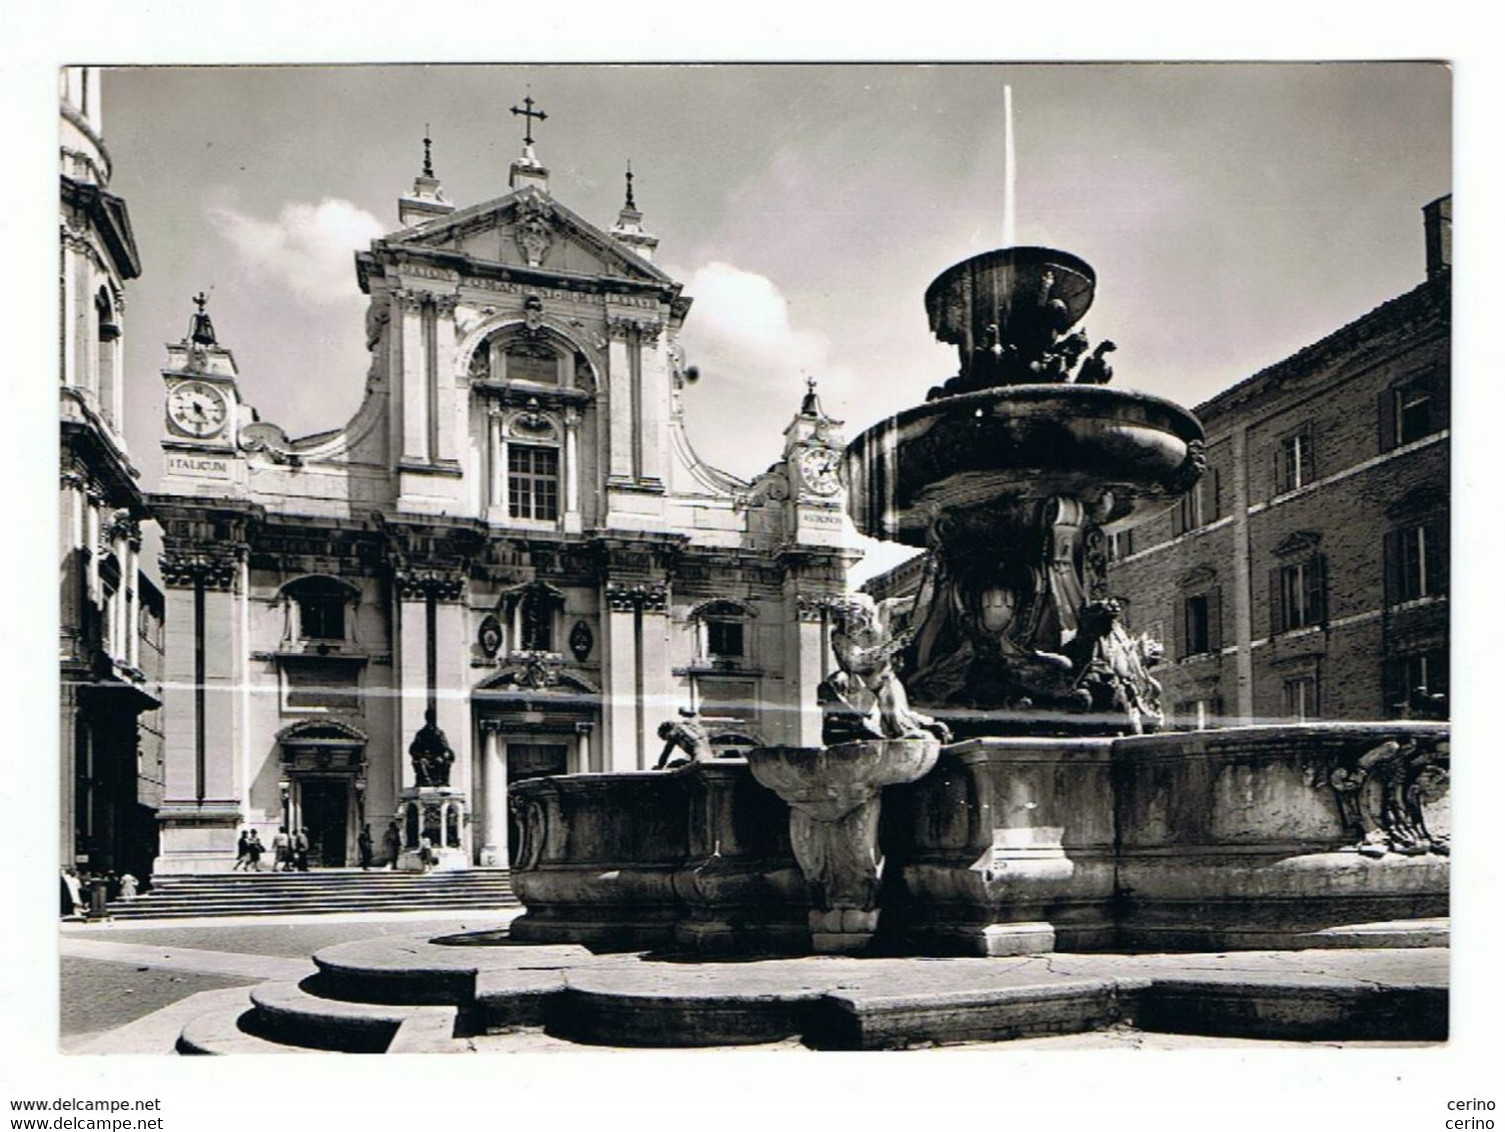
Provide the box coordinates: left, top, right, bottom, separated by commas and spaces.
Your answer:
1278, 431, 1312, 494
507, 445, 560, 521
1398, 523, 1445, 601
1110, 529, 1135, 560
1284, 675, 1318, 721
298, 595, 346, 641
1396, 383, 1436, 446
1184, 594, 1210, 656
1274, 557, 1327, 632
706, 620, 744, 660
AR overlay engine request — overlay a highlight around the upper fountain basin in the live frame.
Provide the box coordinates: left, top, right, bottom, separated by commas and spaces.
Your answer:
843, 384, 1205, 547
925, 247, 1097, 348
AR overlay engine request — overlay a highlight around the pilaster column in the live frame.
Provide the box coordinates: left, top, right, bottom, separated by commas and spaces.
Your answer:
602, 583, 642, 771
606, 323, 635, 481
575, 721, 595, 774
396, 290, 429, 464
478, 721, 508, 867
789, 594, 830, 747
637, 325, 666, 485
109, 514, 128, 658
433, 295, 460, 464
126, 532, 142, 669
563, 406, 582, 530
488, 407, 504, 513
638, 585, 672, 756
85, 487, 103, 603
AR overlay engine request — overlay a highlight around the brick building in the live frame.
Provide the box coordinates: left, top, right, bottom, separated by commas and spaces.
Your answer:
1105, 196, 1450, 726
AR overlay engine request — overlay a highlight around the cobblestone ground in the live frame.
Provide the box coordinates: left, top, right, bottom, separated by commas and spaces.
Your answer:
59, 957, 254, 1041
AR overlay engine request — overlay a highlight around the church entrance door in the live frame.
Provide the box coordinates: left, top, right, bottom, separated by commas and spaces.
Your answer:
299, 779, 349, 867
507, 744, 568, 866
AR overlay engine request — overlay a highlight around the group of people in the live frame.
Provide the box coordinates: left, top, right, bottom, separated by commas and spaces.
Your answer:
232, 822, 400, 871
59, 867, 138, 918
235, 826, 312, 872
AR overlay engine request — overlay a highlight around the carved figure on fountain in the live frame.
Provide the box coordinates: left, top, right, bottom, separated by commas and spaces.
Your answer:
818, 594, 951, 746
655, 707, 714, 769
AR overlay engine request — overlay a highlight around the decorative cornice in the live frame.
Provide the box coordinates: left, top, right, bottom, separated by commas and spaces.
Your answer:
795, 593, 840, 623
605, 581, 668, 613
607, 315, 664, 344
158, 549, 239, 591
394, 569, 466, 602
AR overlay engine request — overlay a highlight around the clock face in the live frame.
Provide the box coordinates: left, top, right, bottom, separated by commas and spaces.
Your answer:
168, 381, 228, 438
796, 447, 842, 496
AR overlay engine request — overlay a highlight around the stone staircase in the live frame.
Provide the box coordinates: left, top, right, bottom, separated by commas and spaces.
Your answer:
105, 869, 517, 920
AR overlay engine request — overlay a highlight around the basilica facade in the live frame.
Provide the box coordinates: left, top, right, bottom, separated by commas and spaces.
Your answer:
149, 135, 854, 872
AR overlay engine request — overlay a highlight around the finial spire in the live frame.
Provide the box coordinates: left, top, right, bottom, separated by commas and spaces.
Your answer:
800, 374, 824, 417
422, 123, 433, 178
188, 290, 217, 346
510, 92, 548, 148
624, 160, 636, 210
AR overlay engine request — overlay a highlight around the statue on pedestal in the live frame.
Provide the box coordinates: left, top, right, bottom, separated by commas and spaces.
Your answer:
409, 706, 455, 787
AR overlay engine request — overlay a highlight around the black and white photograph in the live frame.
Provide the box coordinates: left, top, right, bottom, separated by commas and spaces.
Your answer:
9, 10, 1498, 1125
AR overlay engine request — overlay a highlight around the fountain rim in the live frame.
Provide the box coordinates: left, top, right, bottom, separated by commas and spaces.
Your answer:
924, 246, 1099, 330
852, 382, 1205, 445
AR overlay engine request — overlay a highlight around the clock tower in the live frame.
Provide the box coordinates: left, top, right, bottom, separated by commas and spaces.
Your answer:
782, 377, 848, 547
160, 294, 245, 494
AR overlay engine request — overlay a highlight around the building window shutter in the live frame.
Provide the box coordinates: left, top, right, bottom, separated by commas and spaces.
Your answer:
1429, 520, 1448, 597
1174, 595, 1188, 660
1381, 658, 1404, 718
1208, 586, 1223, 652
1309, 554, 1328, 625
1378, 388, 1398, 453
1382, 529, 1401, 607
1211, 466, 1223, 519
1269, 567, 1283, 635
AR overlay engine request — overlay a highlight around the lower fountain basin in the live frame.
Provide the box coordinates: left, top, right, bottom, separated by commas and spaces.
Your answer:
844, 385, 1204, 546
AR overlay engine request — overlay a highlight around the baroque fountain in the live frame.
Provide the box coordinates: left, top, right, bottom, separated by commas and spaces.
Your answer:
179, 243, 1450, 1054
507, 244, 1449, 959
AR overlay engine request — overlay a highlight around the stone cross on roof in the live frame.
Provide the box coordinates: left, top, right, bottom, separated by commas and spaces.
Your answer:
510, 94, 548, 147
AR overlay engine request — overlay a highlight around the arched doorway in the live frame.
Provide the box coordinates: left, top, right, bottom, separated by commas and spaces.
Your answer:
275, 719, 368, 868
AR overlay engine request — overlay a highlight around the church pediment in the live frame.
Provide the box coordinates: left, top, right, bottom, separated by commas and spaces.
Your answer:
385, 188, 673, 287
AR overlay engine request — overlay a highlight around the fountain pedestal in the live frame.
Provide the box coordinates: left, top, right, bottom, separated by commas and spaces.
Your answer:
746, 739, 940, 953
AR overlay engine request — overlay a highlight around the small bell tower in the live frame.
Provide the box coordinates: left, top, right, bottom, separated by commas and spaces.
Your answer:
399, 126, 455, 228
610, 161, 659, 263
781, 377, 848, 548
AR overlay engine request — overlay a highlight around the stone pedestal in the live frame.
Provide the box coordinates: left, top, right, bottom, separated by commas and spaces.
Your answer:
396, 786, 468, 872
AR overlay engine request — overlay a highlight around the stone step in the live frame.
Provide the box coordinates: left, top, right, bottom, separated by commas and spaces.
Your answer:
248, 978, 459, 1053
103, 869, 515, 920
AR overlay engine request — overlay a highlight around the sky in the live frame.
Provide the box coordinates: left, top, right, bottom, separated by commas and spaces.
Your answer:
100, 63, 1450, 581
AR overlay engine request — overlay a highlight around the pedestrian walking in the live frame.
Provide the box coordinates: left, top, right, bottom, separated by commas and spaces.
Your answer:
233, 829, 251, 871
358, 824, 374, 870
294, 827, 310, 872
271, 826, 291, 872
60, 868, 84, 918
246, 829, 265, 872
418, 833, 435, 873
383, 820, 401, 869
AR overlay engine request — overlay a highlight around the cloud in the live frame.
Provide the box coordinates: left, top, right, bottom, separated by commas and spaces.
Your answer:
677, 261, 855, 402
211, 198, 383, 305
